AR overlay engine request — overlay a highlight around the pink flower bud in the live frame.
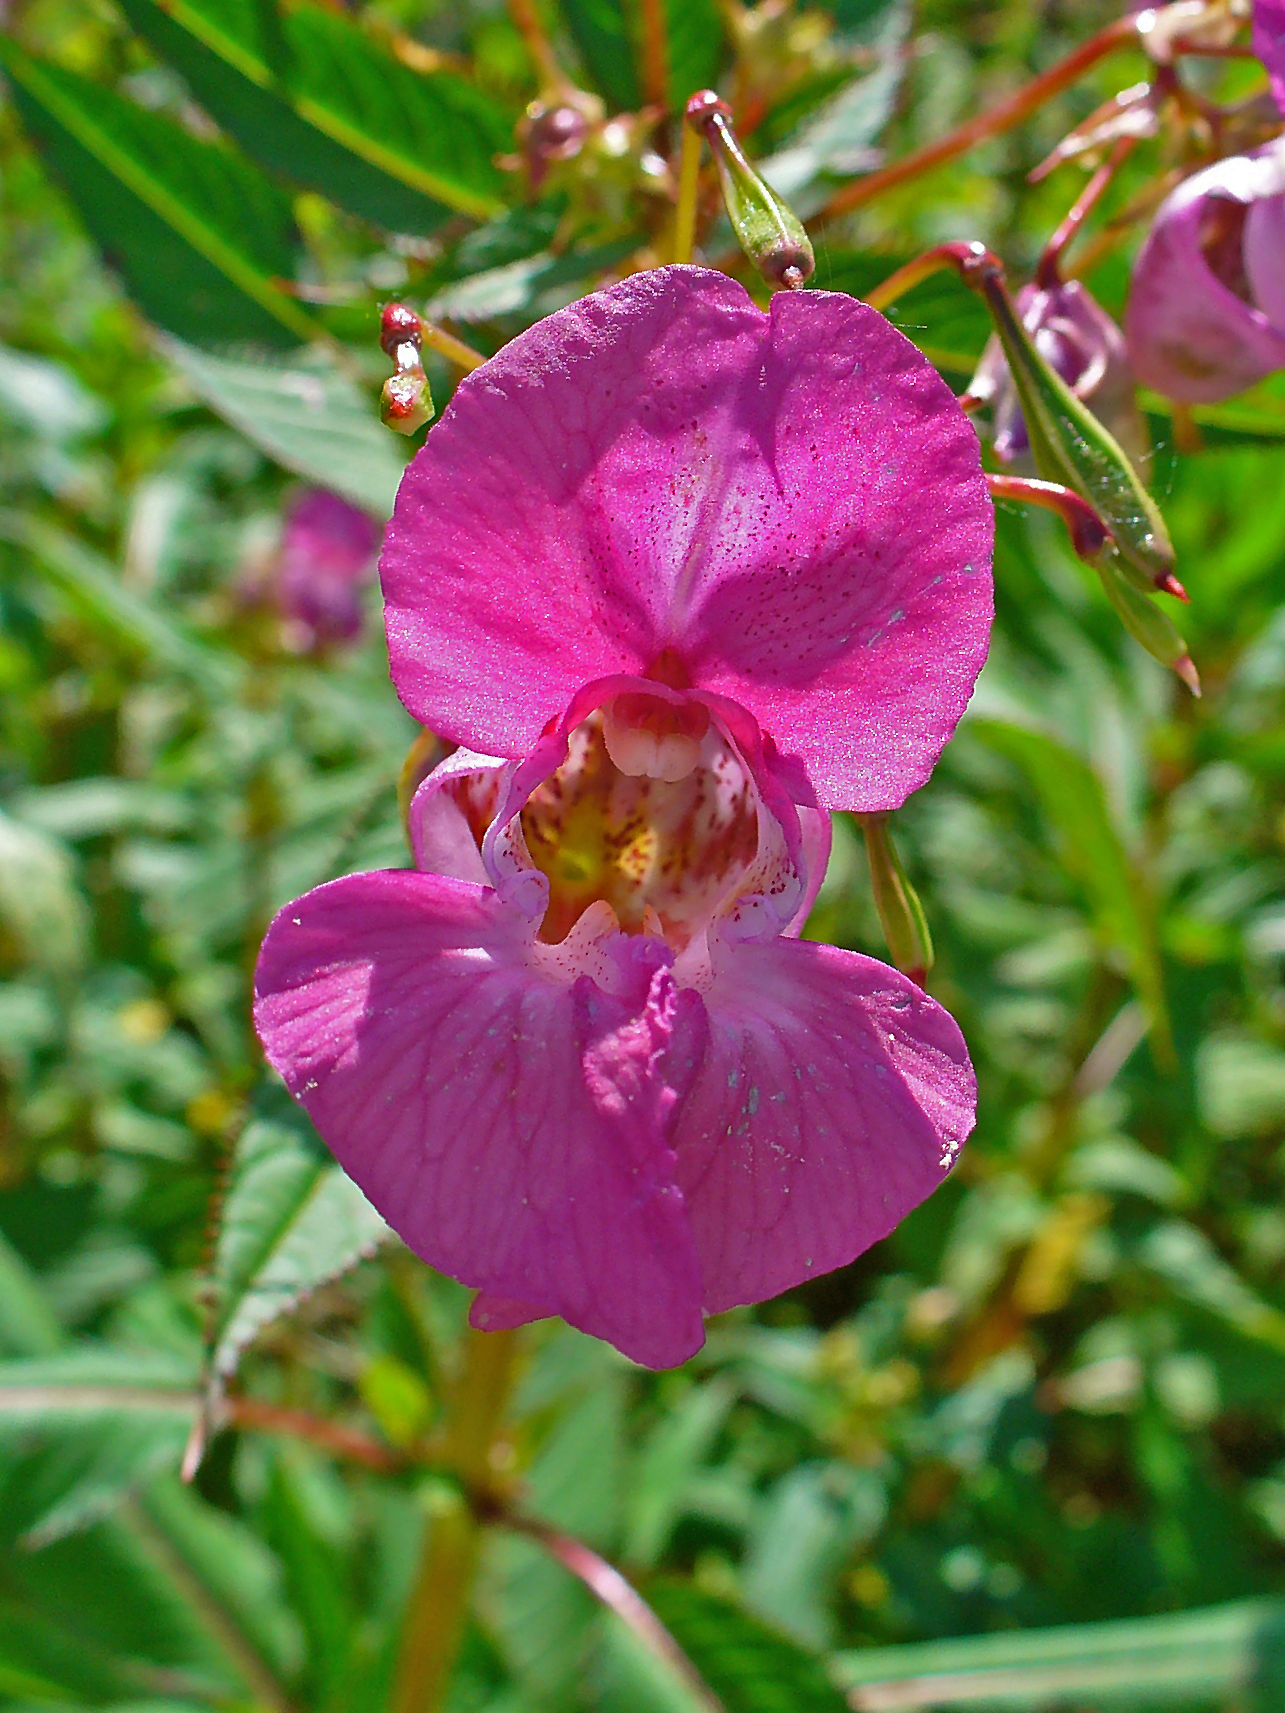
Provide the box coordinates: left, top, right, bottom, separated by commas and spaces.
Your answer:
1125, 141, 1285, 403
1255, 0, 1285, 115
276, 487, 380, 652
972, 279, 1145, 465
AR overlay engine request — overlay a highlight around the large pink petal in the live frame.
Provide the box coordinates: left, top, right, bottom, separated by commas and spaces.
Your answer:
383, 267, 993, 811
254, 871, 708, 1367
672, 934, 974, 1316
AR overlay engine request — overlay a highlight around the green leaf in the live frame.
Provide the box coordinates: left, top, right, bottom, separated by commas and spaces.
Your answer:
559, 0, 641, 111
0, 1233, 63, 1359
972, 719, 1171, 1057
0, 42, 318, 348
210, 1087, 388, 1382
645, 1580, 851, 1713
816, 249, 990, 373
119, 0, 510, 224
664, 0, 725, 110
163, 339, 406, 518
834, 1597, 1285, 1711
0, 809, 90, 977
623, 1377, 735, 1568
0, 1349, 198, 1546
0, 510, 238, 693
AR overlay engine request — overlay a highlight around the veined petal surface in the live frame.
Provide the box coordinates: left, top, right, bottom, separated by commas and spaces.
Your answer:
383, 267, 993, 811
254, 870, 708, 1368
673, 933, 975, 1316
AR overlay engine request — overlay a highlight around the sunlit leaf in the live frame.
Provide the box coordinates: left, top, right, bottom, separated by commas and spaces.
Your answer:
209, 1086, 388, 1382
163, 339, 406, 519
0, 42, 318, 348
119, 0, 510, 225
971, 719, 1171, 1057
0, 1349, 198, 1546
835, 1596, 1285, 1710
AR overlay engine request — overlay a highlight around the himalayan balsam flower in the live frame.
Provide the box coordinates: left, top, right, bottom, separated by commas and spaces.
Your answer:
1126, 5, 1285, 403
254, 268, 994, 1368
971, 279, 1146, 466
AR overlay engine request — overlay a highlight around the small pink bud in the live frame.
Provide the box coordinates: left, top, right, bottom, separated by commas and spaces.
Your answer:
1125, 142, 1285, 403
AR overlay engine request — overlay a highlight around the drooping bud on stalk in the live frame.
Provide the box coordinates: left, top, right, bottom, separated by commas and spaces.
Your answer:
684, 90, 814, 289
968, 249, 1178, 601
379, 301, 434, 436
1098, 549, 1201, 695
860, 815, 934, 986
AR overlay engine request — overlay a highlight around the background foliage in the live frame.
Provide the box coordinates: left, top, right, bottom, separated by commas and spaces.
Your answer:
1, 0, 1284, 1708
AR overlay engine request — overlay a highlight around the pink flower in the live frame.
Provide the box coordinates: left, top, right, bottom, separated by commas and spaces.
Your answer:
1125, 141, 1285, 403
971, 278, 1145, 466
1256, 0, 1285, 114
254, 268, 993, 1368
1125, 11, 1285, 406
276, 487, 380, 651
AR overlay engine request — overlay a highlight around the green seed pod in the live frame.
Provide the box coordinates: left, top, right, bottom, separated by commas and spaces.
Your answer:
860, 815, 934, 984
973, 260, 1176, 598
685, 90, 814, 290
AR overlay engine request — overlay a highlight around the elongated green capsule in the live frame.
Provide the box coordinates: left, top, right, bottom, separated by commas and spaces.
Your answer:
685, 91, 814, 290
861, 815, 934, 984
1097, 548, 1200, 695
974, 261, 1176, 598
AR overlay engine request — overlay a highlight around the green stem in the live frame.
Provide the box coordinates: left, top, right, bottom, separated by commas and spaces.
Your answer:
672, 115, 703, 264
390, 1326, 522, 1713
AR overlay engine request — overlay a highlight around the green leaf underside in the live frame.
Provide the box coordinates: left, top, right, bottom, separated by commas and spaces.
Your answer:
835, 1597, 1285, 1710
210, 1090, 388, 1380
163, 339, 406, 518
0, 1350, 198, 1547
645, 1580, 851, 1712
972, 720, 1170, 1054
120, 0, 510, 223
0, 42, 317, 349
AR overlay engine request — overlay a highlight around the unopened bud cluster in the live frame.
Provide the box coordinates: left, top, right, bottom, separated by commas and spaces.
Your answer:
380, 303, 434, 436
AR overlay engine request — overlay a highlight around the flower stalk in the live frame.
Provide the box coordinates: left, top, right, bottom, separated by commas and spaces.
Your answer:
390, 1326, 522, 1713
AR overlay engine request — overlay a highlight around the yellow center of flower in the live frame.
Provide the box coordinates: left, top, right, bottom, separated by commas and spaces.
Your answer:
520, 695, 760, 946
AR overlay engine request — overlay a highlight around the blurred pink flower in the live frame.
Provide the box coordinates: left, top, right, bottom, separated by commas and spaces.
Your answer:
254, 268, 993, 1368
1256, 0, 1285, 113
276, 487, 380, 650
972, 278, 1145, 465
1125, 5, 1285, 404
1125, 142, 1285, 403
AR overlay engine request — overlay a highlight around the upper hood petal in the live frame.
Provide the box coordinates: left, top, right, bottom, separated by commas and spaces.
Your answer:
382, 265, 993, 812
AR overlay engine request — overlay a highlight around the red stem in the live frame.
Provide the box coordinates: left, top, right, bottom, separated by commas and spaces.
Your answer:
1036, 134, 1138, 287
223, 1396, 405, 1472
499, 1510, 726, 1713
814, 15, 1138, 224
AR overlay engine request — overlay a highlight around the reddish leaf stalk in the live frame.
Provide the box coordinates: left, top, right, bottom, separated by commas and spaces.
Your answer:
638, 0, 671, 113
1036, 134, 1138, 287
986, 473, 1110, 561
498, 1509, 726, 1713
814, 14, 1138, 224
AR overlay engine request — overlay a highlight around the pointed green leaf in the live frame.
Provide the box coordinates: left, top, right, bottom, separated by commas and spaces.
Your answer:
835, 1597, 1285, 1711
0, 1349, 199, 1546
0, 42, 319, 348
664, 0, 725, 110
645, 1580, 851, 1712
972, 719, 1171, 1055
119, 0, 510, 224
163, 339, 405, 518
559, 0, 641, 111
211, 1087, 388, 1381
